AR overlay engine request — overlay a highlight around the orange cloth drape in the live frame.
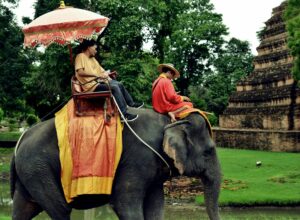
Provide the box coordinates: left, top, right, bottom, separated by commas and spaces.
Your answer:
55, 99, 122, 203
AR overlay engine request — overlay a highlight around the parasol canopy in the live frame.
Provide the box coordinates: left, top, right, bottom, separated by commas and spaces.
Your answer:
22, 1, 109, 48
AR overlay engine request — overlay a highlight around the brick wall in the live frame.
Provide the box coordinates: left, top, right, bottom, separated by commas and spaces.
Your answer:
212, 127, 300, 152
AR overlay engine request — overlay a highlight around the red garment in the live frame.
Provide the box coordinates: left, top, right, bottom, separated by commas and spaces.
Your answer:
152, 75, 193, 113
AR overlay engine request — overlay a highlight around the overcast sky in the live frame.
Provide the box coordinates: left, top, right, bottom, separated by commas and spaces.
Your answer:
14, 0, 284, 55
210, 0, 284, 54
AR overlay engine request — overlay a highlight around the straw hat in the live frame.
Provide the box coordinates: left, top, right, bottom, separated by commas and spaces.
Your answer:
157, 63, 180, 78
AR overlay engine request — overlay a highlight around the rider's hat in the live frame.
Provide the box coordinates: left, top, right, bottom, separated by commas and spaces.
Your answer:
157, 63, 180, 78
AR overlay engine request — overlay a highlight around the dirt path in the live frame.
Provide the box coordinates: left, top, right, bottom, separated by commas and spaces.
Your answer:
164, 176, 204, 202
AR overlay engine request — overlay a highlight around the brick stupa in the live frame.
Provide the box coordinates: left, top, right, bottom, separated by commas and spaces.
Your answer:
214, 1, 300, 152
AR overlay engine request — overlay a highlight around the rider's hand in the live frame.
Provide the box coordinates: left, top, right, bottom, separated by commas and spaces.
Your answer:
104, 70, 110, 77
100, 70, 110, 79
182, 96, 191, 102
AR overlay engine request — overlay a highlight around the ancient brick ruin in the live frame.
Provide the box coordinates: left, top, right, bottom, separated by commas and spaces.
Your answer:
214, 2, 300, 152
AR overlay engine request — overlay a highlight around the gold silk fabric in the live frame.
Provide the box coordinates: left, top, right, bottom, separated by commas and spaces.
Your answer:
176, 108, 213, 137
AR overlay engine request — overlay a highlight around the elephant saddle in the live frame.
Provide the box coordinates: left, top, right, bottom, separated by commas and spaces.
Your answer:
54, 99, 123, 203
176, 108, 213, 137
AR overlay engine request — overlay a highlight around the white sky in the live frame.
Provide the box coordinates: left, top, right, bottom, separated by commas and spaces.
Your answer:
14, 0, 284, 55
210, 0, 284, 54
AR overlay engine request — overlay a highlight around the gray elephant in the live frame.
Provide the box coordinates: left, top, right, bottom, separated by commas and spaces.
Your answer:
10, 108, 221, 220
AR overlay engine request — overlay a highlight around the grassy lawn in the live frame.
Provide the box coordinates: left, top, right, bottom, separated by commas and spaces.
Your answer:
196, 147, 300, 206
0, 148, 14, 174
0, 215, 10, 220
0, 132, 21, 141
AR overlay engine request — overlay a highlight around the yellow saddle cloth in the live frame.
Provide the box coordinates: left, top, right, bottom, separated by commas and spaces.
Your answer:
176, 108, 213, 137
55, 99, 122, 203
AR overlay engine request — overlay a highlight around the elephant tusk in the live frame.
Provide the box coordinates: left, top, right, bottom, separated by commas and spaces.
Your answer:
164, 120, 190, 131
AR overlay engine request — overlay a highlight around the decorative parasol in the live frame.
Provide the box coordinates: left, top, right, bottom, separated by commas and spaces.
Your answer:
22, 1, 109, 48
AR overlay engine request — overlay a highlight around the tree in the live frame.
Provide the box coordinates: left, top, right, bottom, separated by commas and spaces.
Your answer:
189, 38, 254, 116
23, 46, 73, 118
144, 0, 187, 63
0, 0, 34, 118
145, 0, 228, 94
95, 0, 156, 103
285, 0, 300, 83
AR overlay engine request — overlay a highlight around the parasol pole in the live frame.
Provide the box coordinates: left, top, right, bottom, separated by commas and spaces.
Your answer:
59, 1, 71, 64
68, 44, 73, 65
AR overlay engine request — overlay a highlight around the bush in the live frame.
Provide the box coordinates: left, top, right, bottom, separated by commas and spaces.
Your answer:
207, 113, 218, 126
26, 114, 39, 126
6, 117, 19, 131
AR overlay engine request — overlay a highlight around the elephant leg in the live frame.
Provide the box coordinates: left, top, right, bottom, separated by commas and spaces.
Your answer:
111, 194, 144, 220
143, 183, 164, 220
200, 157, 221, 220
21, 175, 72, 220
12, 182, 42, 220
111, 190, 145, 220
110, 176, 145, 220
29, 188, 71, 220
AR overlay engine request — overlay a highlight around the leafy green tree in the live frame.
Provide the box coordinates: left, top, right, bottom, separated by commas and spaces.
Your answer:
34, 0, 88, 17
144, 0, 188, 63
23, 46, 73, 118
145, 0, 228, 94
0, 0, 35, 118
189, 38, 254, 116
95, 0, 155, 103
285, 0, 300, 82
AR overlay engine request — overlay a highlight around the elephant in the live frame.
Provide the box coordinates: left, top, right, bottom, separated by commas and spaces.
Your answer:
10, 107, 221, 220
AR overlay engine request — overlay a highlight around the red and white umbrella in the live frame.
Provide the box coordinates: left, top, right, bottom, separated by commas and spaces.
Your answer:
22, 1, 109, 48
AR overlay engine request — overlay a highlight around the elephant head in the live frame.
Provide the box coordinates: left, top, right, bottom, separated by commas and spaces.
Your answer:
163, 112, 221, 220
163, 113, 216, 176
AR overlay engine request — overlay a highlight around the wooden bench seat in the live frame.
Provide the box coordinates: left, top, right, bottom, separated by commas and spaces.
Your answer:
71, 76, 115, 120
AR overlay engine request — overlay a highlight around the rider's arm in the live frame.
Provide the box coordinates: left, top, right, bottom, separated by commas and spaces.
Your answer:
76, 68, 103, 78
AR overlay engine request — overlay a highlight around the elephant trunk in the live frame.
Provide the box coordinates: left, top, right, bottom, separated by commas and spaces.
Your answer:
204, 179, 221, 220
200, 162, 221, 220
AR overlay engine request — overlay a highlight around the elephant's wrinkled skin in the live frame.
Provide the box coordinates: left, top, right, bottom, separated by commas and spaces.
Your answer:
10, 108, 221, 220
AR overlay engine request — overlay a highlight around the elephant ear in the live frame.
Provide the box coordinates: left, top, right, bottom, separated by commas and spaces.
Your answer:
163, 121, 189, 175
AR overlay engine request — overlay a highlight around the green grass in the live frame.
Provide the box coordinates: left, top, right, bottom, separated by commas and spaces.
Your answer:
196, 148, 300, 206
0, 132, 21, 141
0, 214, 10, 220
0, 148, 14, 174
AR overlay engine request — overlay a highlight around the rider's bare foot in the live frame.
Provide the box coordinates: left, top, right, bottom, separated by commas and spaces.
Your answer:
168, 112, 177, 123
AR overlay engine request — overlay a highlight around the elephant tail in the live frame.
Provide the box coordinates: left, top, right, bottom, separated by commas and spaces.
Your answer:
10, 155, 16, 199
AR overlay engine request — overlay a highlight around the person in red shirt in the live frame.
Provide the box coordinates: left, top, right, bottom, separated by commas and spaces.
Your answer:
152, 63, 193, 122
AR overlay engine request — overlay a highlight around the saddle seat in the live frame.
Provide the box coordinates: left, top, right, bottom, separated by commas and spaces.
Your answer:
71, 75, 115, 122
